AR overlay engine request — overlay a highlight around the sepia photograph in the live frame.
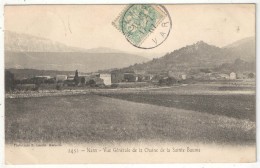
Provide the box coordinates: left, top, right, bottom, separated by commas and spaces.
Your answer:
3, 4, 256, 164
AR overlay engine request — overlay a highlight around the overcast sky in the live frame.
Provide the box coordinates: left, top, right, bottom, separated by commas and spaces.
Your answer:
5, 4, 255, 58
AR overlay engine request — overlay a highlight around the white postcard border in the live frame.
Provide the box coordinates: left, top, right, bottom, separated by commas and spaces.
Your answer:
0, 0, 259, 168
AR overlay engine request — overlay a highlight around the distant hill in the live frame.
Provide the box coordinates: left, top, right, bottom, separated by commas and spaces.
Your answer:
85, 47, 126, 54
5, 31, 86, 52
223, 36, 255, 62
215, 58, 255, 73
5, 52, 149, 73
119, 37, 255, 74
5, 31, 255, 75
5, 31, 149, 72
6, 68, 77, 80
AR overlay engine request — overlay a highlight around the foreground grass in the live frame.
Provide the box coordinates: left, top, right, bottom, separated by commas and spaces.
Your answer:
97, 92, 255, 121
5, 94, 255, 144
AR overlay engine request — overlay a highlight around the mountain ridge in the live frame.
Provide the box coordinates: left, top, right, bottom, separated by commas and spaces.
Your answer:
5, 30, 87, 52
5, 31, 149, 72
5, 31, 255, 74
118, 37, 255, 74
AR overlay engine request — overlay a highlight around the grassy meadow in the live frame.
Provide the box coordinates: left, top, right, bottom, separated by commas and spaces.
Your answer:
5, 87, 256, 144
97, 93, 255, 121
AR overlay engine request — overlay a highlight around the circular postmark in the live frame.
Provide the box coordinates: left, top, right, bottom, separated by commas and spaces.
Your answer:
121, 5, 172, 49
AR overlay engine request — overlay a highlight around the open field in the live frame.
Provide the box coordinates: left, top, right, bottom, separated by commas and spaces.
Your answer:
97, 93, 255, 121
5, 89, 255, 144
96, 84, 256, 121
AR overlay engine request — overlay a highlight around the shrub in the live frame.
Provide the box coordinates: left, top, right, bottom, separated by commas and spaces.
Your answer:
56, 85, 62, 90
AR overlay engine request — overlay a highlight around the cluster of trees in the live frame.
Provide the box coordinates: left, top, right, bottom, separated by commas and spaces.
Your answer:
15, 77, 56, 85
5, 71, 15, 92
5, 69, 104, 92
159, 77, 178, 86
5, 70, 57, 92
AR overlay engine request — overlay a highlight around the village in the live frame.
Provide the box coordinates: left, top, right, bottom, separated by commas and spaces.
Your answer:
6, 68, 255, 92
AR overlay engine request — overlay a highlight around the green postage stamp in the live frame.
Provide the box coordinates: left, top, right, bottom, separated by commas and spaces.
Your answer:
112, 4, 172, 49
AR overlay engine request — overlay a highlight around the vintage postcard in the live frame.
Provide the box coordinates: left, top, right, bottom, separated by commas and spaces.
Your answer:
4, 4, 256, 164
